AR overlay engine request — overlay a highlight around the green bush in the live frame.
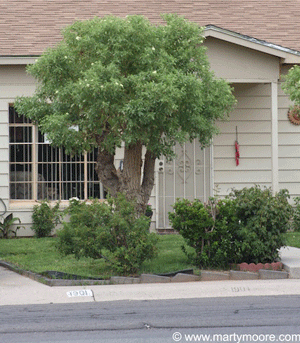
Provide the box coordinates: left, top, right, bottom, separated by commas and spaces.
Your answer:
169, 186, 293, 268
230, 186, 293, 263
31, 200, 61, 238
169, 197, 239, 268
292, 196, 300, 232
56, 194, 158, 275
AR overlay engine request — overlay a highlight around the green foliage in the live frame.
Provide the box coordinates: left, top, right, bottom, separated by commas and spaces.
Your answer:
169, 186, 293, 268
57, 197, 112, 259
56, 194, 158, 275
15, 14, 235, 158
230, 186, 292, 263
169, 197, 238, 268
31, 201, 61, 238
292, 197, 300, 232
0, 213, 23, 239
282, 65, 300, 104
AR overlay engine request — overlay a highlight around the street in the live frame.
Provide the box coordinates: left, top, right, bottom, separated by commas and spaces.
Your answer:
1, 295, 300, 342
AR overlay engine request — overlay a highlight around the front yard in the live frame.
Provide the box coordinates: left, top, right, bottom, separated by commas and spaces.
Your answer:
0, 234, 196, 279
0, 232, 298, 278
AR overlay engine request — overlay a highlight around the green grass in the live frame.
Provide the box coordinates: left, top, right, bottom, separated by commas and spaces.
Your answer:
285, 232, 300, 248
141, 234, 195, 274
2, 232, 298, 278
0, 235, 196, 278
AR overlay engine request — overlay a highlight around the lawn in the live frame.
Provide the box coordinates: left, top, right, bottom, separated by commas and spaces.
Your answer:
285, 231, 300, 248
1, 232, 299, 278
0, 234, 196, 278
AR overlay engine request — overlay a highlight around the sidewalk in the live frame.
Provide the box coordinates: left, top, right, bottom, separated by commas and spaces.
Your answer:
0, 246, 300, 307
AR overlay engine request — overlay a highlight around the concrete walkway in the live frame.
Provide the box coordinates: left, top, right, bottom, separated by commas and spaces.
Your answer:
0, 246, 299, 307
279, 245, 300, 278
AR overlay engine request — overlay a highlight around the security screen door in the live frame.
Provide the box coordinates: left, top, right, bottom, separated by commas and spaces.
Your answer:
157, 141, 211, 228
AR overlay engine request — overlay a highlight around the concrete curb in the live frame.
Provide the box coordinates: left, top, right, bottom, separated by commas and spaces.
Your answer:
0, 260, 290, 287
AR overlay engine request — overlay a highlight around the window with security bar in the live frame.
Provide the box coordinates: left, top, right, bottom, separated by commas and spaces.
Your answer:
9, 105, 105, 201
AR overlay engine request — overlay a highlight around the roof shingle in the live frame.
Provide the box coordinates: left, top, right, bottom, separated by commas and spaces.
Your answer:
2, 0, 300, 56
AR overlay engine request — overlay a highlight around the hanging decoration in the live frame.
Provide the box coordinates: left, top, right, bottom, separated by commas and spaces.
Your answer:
287, 105, 300, 125
235, 126, 240, 166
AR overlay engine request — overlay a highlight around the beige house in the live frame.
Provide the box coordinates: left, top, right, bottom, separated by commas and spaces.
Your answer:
1, 1, 300, 234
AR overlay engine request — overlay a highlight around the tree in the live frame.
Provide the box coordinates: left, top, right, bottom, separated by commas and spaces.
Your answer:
282, 65, 300, 104
15, 14, 236, 214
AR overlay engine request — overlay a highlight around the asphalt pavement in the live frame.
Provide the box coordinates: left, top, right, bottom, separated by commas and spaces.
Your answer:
1, 246, 300, 306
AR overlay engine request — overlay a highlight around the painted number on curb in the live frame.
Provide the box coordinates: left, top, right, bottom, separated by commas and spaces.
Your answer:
231, 287, 250, 293
67, 289, 94, 297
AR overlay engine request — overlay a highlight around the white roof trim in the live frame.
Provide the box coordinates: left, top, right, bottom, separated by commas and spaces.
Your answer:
0, 56, 37, 65
204, 25, 300, 64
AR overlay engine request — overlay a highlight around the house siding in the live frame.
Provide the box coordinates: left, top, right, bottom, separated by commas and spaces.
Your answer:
204, 38, 280, 81
214, 83, 272, 197
0, 65, 36, 235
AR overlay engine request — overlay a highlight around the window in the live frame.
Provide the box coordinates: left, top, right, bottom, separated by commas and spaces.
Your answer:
9, 105, 105, 201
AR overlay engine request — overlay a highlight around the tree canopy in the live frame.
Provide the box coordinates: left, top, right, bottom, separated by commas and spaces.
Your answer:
15, 14, 236, 212
282, 65, 300, 104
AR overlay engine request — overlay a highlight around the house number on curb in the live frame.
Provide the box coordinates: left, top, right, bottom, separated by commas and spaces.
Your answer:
67, 289, 94, 297
231, 286, 250, 292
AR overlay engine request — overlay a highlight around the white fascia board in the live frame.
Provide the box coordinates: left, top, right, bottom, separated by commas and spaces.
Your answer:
0, 56, 38, 65
282, 54, 300, 64
227, 79, 276, 83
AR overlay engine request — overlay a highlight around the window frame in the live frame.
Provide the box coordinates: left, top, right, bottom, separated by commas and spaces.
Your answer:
9, 104, 104, 203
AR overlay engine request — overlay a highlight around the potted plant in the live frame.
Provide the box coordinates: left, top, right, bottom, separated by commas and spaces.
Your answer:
145, 204, 153, 219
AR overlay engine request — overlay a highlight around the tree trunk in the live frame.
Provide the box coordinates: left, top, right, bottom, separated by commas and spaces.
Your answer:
140, 149, 156, 212
95, 148, 120, 198
95, 138, 157, 216
119, 142, 143, 206
95, 133, 120, 198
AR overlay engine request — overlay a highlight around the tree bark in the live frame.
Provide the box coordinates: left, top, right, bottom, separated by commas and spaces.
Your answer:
141, 149, 156, 212
95, 137, 157, 216
95, 133, 120, 198
120, 142, 143, 208
95, 148, 120, 198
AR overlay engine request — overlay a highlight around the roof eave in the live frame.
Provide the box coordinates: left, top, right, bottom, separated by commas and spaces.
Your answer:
0, 56, 38, 65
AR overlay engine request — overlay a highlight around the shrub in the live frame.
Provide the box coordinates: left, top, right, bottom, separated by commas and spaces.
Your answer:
0, 213, 23, 238
169, 197, 239, 268
292, 196, 300, 232
169, 186, 293, 268
230, 186, 293, 263
56, 194, 158, 275
31, 200, 61, 238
